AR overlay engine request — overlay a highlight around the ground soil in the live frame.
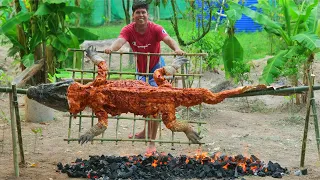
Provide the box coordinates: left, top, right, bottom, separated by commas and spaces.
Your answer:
1, 42, 320, 180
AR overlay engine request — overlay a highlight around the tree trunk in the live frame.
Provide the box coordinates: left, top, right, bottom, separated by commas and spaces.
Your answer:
75, 0, 81, 27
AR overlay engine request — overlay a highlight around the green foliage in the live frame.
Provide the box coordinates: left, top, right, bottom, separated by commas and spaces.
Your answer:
0, 70, 11, 86
0, 1, 99, 73
185, 30, 225, 70
260, 50, 288, 84
80, 0, 95, 26
232, 0, 320, 85
0, 109, 10, 124
230, 60, 251, 85
31, 127, 43, 135
222, 35, 244, 79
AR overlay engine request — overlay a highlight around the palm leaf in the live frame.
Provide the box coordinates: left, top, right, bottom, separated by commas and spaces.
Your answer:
260, 50, 288, 85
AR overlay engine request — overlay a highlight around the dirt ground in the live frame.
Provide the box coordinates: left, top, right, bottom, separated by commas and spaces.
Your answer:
1, 43, 320, 180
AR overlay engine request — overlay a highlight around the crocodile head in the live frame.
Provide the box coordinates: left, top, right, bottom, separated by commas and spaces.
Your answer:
26, 80, 74, 112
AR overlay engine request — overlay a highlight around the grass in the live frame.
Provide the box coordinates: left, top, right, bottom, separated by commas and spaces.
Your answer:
236, 31, 282, 62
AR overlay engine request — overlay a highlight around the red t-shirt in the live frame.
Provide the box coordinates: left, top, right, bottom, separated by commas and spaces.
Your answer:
119, 21, 168, 73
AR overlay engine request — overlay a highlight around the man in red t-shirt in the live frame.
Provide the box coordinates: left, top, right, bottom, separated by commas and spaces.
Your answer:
105, 2, 184, 152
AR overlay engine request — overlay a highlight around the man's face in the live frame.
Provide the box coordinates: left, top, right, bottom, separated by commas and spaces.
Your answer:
132, 8, 148, 25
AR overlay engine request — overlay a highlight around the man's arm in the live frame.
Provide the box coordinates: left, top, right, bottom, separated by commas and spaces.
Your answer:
162, 36, 185, 55
105, 38, 127, 54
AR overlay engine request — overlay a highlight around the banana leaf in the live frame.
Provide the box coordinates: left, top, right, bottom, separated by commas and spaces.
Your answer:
0, 12, 32, 34
34, 3, 52, 16
29, 33, 42, 51
22, 54, 35, 67
43, 0, 66, 4
35, 3, 87, 16
225, 3, 242, 24
222, 35, 243, 79
69, 27, 99, 41
260, 50, 288, 85
306, 6, 318, 33
298, 0, 319, 22
3, 28, 25, 51
292, 33, 320, 52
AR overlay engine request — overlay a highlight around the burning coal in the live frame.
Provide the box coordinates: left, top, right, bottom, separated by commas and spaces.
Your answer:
57, 152, 288, 179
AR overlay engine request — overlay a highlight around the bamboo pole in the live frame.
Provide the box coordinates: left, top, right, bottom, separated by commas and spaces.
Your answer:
300, 82, 312, 168
68, 48, 208, 57
64, 138, 205, 144
300, 71, 313, 169
132, 114, 137, 145
119, 54, 123, 79
231, 86, 320, 97
309, 74, 320, 160
2, 85, 320, 98
0, 87, 27, 94
9, 92, 19, 177
67, 115, 72, 144
64, 114, 206, 124
12, 84, 25, 165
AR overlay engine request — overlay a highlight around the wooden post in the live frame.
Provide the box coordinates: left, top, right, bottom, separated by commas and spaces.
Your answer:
309, 74, 320, 160
9, 91, 19, 177
12, 84, 25, 165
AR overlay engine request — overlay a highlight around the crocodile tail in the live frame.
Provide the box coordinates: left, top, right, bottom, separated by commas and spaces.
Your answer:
204, 85, 268, 104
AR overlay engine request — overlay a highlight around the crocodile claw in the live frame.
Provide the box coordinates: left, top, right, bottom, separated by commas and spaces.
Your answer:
185, 129, 202, 144
78, 133, 95, 145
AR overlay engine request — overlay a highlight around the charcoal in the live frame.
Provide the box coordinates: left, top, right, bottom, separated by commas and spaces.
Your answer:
271, 172, 282, 178
257, 171, 266, 177
203, 164, 211, 173
58, 153, 287, 179
57, 162, 63, 170
267, 161, 276, 172
216, 169, 223, 178
118, 168, 133, 179
75, 158, 82, 163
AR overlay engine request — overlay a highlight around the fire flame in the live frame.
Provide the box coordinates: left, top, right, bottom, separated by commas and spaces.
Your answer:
147, 151, 265, 175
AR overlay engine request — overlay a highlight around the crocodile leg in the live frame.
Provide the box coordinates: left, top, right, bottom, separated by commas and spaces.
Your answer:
161, 103, 201, 144
78, 110, 108, 145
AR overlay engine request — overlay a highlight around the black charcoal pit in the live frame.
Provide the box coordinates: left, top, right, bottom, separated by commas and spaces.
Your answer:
57, 153, 288, 179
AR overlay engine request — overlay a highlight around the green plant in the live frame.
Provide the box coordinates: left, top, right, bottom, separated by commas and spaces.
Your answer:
0, 110, 10, 124
31, 127, 42, 153
194, 30, 225, 70
0, 70, 12, 86
0, 1, 99, 82
231, 0, 320, 85
222, 1, 251, 82
80, 0, 94, 26
230, 60, 251, 85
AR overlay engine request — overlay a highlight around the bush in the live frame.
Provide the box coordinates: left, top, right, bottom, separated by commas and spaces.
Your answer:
186, 30, 225, 71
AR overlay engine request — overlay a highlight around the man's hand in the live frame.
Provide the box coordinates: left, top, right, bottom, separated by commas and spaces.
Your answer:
175, 49, 185, 56
105, 47, 112, 54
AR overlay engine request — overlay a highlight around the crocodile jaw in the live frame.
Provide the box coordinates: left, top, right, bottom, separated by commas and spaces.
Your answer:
26, 80, 73, 112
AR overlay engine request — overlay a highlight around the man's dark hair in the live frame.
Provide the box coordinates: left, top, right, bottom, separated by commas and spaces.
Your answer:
132, 0, 149, 12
